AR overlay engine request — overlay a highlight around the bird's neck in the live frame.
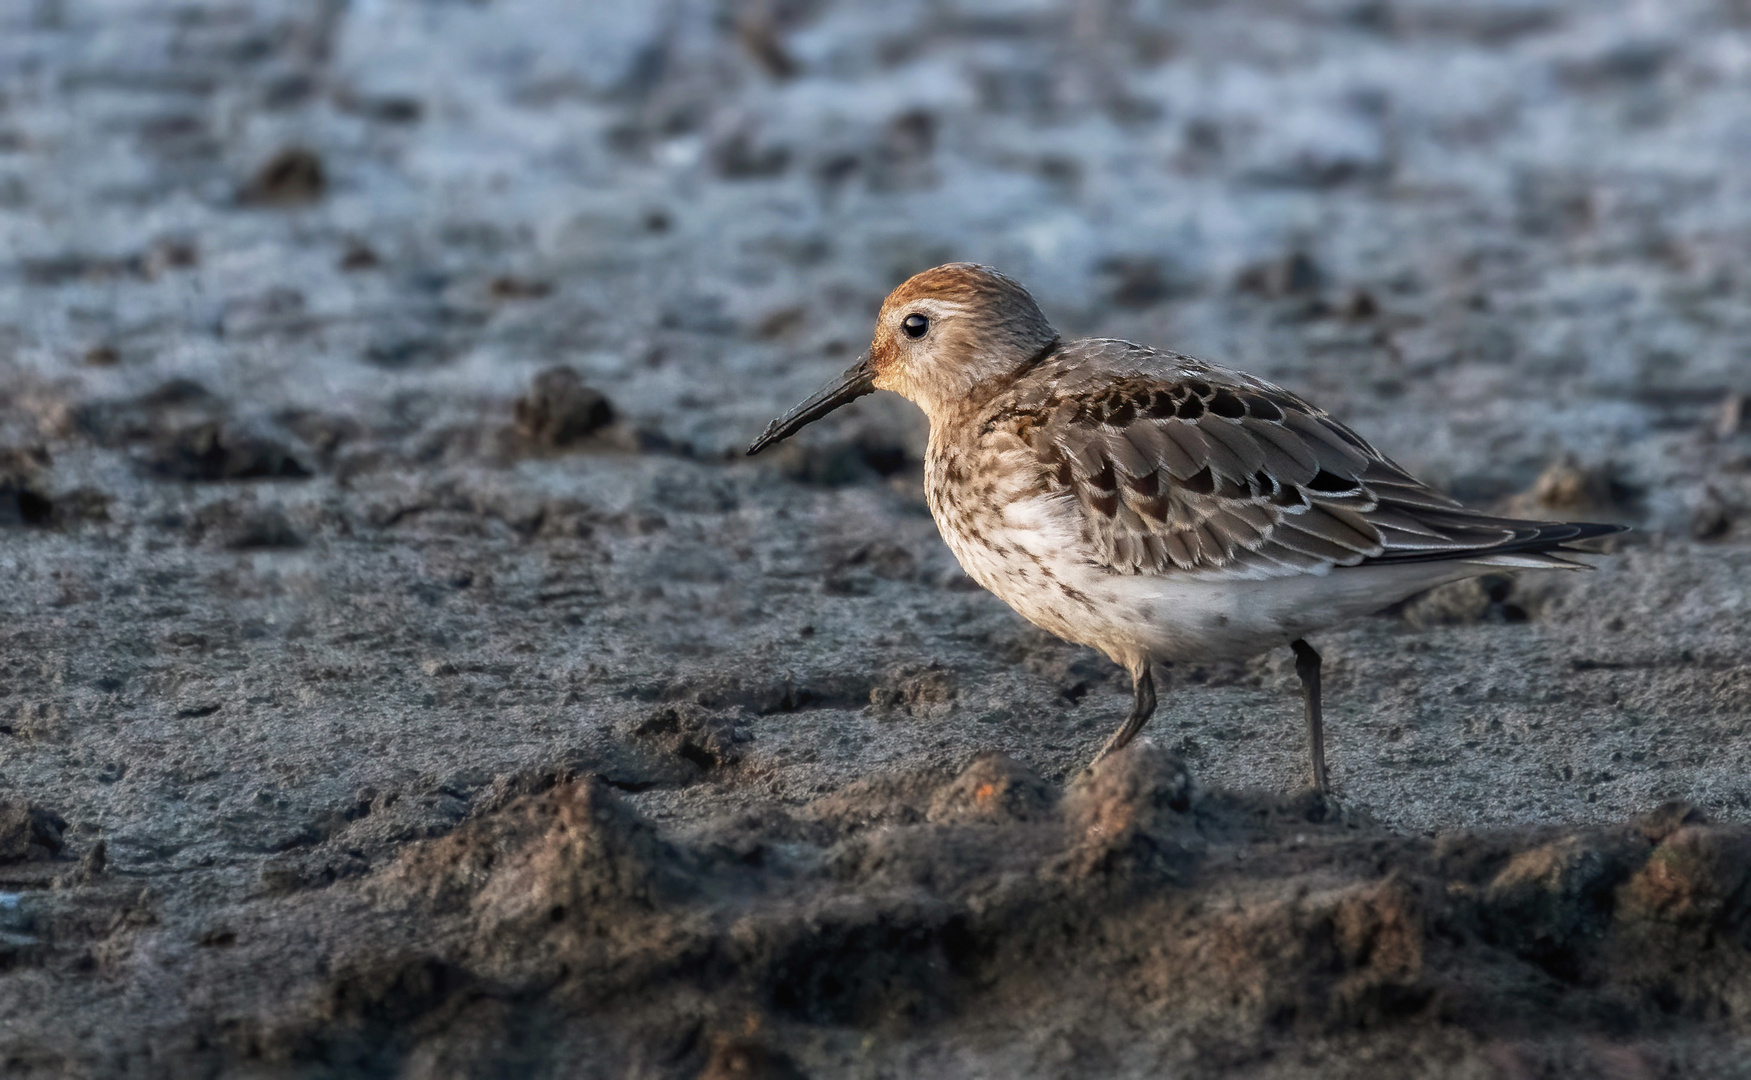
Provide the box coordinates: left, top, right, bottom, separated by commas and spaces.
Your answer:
903, 336, 1061, 429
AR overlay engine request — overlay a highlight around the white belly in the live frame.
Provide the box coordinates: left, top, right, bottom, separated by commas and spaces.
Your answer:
933, 490, 1484, 669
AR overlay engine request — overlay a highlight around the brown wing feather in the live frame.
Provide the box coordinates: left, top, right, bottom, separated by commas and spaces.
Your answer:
1005, 349, 1598, 577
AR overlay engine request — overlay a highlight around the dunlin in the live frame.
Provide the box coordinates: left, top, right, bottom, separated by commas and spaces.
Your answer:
749, 264, 1622, 794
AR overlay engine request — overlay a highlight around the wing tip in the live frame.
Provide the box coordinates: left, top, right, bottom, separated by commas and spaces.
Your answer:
1551, 520, 1631, 544
1362, 518, 1630, 568
1461, 551, 1596, 571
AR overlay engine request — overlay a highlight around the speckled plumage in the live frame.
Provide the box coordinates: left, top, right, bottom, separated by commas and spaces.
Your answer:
922, 334, 1610, 670
751, 263, 1623, 791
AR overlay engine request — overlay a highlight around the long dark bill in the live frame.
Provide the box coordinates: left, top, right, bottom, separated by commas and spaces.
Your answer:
746, 353, 878, 455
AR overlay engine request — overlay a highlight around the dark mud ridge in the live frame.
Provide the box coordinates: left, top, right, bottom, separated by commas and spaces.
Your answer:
7, 749, 1749, 1078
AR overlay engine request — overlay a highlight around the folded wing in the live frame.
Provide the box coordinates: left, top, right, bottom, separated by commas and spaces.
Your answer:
1006, 352, 1620, 578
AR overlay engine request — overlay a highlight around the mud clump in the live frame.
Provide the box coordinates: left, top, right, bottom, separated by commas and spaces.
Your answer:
511, 367, 617, 451
239, 147, 326, 206
869, 663, 957, 717
72, 381, 312, 481
0, 482, 53, 527
0, 448, 54, 528
0, 800, 66, 862
186, 761, 1751, 1076
926, 750, 1055, 824
1500, 455, 1640, 520
1475, 834, 1632, 977
145, 422, 312, 482
632, 703, 747, 774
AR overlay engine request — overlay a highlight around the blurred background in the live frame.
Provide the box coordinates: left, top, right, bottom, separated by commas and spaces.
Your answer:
3, 0, 1747, 514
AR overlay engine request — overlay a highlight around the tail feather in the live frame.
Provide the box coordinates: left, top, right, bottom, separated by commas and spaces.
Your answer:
1362, 518, 1626, 568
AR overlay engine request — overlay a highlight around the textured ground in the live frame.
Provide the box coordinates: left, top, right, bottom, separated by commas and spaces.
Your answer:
2, 0, 1751, 1076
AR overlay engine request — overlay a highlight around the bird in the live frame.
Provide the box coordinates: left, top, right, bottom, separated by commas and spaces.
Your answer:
748, 263, 1623, 796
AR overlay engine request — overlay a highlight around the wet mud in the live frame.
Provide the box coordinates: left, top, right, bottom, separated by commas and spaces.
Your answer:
2, 0, 1751, 1075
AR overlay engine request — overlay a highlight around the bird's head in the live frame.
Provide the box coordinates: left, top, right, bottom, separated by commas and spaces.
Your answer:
748, 263, 1058, 454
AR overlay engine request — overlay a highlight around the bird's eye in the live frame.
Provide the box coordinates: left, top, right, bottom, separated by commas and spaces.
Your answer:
901, 313, 930, 339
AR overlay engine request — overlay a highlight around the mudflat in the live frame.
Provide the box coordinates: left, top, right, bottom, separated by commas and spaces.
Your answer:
1, 2, 1748, 1076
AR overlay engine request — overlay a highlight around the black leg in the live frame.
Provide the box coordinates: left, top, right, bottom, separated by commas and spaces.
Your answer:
1095, 664, 1156, 761
1291, 639, 1328, 795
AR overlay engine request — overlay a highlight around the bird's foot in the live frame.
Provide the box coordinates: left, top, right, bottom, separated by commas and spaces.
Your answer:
1291, 786, 1344, 824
